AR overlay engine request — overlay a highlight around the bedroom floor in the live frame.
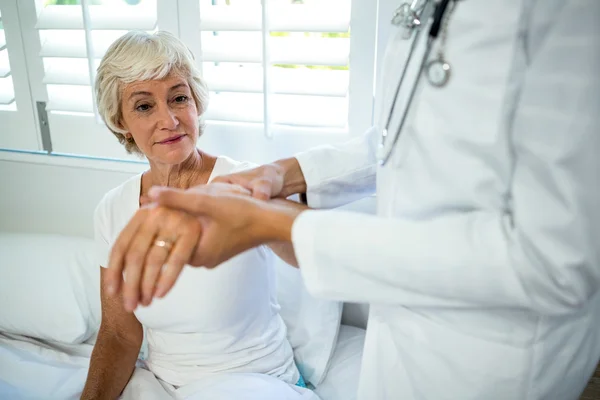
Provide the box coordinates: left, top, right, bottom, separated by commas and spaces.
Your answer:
581, 364, 600, 400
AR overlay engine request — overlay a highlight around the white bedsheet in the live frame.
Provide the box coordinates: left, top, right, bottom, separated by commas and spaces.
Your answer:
123, 368, 318, 400
0, 332, 92, 399
0, 326, 365, 400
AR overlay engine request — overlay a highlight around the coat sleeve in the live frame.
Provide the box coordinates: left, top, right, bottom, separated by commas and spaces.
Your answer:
294, 126, 379, 209
291, 0, 600, 316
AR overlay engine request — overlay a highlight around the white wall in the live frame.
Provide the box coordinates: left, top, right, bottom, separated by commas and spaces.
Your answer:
0, 155, 138, 238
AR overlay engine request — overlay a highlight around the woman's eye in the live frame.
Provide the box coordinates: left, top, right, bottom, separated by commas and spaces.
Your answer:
136, 104, 151, 112
174, 95, 188, 103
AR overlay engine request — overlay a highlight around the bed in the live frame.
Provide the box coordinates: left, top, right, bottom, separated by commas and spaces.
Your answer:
0, 233, 367, 400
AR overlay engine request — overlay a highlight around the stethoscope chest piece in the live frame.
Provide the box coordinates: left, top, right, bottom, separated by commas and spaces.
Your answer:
425, 58, 451, 87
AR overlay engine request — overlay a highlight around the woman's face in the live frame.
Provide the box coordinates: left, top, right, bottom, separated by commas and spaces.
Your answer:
120, 73, 199, 164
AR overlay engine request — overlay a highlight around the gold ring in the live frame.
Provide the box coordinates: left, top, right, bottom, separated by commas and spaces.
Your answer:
153, 239, 174, 252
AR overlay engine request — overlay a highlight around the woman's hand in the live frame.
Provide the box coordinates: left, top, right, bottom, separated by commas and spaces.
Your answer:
106, 183, 252, 312
211, 157, 307, 200
106, 205, 202, 311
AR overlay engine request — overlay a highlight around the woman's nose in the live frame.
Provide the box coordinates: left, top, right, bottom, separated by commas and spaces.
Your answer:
156, 103, 178, 130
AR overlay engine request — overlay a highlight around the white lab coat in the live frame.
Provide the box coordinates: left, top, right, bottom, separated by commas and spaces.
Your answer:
291, 1, 600, 399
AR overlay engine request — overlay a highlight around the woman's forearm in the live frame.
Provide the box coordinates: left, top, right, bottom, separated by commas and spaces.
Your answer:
81, 328, 142, 400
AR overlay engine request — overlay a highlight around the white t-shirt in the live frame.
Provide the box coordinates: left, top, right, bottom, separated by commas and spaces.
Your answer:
93, 156, 299, 387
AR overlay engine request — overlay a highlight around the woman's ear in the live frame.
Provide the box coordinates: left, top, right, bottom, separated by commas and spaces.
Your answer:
115, 109, 128, 132
116, 119, 127, 132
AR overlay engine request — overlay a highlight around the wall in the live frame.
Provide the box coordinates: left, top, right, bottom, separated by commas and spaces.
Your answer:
0, 156, 138, 238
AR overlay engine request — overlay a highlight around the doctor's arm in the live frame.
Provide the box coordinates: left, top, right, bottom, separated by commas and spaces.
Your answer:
212, 126, 379, 208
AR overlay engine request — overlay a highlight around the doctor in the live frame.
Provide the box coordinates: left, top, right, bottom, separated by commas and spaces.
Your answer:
107, 0, 600, 399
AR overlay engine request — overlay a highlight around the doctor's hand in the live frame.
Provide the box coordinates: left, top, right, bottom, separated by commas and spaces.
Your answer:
149, 184, 308, 269
211, 157, 307, 200
105, 183, 252, 312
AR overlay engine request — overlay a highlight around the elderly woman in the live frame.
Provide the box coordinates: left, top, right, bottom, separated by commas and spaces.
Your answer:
81, 31, 316, 400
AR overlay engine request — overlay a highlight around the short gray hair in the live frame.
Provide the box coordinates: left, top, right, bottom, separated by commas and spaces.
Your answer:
95, 30, 209, 155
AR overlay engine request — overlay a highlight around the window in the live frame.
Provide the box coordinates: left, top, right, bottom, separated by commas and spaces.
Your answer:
1, 0, 384, 164
188, 0, 377, 161
13, 0, 157, 159
0, 1, 38, 150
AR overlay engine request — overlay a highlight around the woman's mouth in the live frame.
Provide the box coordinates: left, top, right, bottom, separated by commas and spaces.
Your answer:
157, 134, 185, 145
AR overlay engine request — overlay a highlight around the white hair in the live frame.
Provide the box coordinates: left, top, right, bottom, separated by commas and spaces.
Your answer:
95, 30, 209, 154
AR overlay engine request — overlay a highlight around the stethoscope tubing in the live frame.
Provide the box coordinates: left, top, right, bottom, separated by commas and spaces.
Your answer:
378, 0, 455, 166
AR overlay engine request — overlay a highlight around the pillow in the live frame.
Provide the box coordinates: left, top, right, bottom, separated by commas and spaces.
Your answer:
274, 257, 343, 387
313, 325, 366, 400
0, 233, 100, 344
275, 196, 374, 386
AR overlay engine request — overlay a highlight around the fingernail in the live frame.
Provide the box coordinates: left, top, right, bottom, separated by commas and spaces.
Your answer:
155, 285, 165, 298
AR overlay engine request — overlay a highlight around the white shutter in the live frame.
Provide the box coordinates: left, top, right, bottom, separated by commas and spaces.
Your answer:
36, 2, 158, 114
0, 16, 15, 107
198, 0, 352, 131
0, 2, 39, 151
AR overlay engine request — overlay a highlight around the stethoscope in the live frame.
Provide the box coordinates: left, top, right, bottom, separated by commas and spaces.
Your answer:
378, 0, 459, 166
